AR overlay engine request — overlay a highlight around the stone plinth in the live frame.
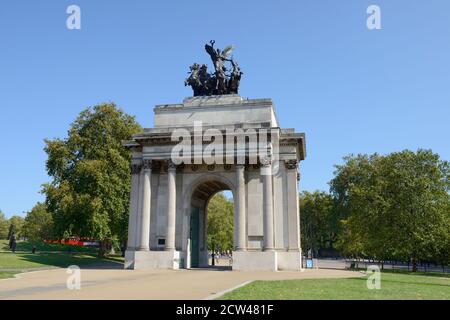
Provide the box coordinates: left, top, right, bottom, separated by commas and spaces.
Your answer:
153, 95, 279, 128
125, 250, 181, 270
233, 251, 278, 272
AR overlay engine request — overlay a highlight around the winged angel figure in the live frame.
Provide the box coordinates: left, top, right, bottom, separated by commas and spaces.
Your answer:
205, 40, 235, 93
185, 41, 243, 96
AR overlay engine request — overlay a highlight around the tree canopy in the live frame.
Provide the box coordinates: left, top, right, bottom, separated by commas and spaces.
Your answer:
42, 103, 142, 252
300, 191, 338, 257
7, 215, 25, 239
207, 193, 234, 252
0, 210, 9, 239
22, 203, 53, 241
329, 149, 450, 269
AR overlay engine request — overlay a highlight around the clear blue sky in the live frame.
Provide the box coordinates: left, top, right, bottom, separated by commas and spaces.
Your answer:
1, 1, 449, 218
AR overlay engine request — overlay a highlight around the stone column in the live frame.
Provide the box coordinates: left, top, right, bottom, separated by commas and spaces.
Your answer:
286, 159, 300, 251
165, 161, 177, 251
261, 157, 274, 251
137, 160, 152, 251
236, 164, 246, 251
127, 162, 141, 250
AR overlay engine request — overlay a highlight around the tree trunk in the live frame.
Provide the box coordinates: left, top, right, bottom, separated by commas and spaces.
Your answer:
121, 241, 126, 257
98, 240, 105, 258
412, 257, 418, 272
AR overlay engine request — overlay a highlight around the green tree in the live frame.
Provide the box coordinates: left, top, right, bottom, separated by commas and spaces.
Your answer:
300, 191, 337, 257
0, 210, 9, 239
435, 230, 450, 272
7, 215, 25, 239
330, 150, 450, 271
22, 203, 53, 241
379, 150, 450, 270
42, 103, 142, 256
207, 193, 234, 252
330, 153, 386, 260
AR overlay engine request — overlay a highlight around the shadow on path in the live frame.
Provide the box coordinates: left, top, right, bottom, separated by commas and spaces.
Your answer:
191, 265, 232, 272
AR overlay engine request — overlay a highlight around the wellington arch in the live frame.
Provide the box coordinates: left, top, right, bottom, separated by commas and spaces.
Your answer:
123, 95, 306, 271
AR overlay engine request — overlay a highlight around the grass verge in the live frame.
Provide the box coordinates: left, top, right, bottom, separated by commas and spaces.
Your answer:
220, 271, 450, 300
0, 272, 18, 279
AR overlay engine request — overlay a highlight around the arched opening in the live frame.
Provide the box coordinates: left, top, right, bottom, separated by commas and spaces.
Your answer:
205, 191, 234, 267
189, 178, 234, 269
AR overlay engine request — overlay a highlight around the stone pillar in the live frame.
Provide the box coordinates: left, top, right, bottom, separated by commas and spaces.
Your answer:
236, 164, 246, 251
261, 158, 274, 251
137, 160, 152, 251
286, 159, 300, 251
127, 162, 141, 250
165, 161, 177, 251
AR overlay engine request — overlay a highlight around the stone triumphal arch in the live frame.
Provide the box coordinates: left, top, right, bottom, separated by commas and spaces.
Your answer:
124, 95, 306, 271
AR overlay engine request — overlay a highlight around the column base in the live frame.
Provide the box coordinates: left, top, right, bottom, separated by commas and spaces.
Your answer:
125, 250, 181, 270
233, 251, 278, 271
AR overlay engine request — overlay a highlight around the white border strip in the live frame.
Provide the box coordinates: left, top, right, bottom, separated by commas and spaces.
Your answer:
204, 281, 253, 300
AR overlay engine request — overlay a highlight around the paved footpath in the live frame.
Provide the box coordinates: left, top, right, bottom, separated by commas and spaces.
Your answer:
0, 267, 362, 300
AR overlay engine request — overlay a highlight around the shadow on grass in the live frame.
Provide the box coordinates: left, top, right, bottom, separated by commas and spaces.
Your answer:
4, 252, 123, 270
352, 267, 450, 278
380, 268, 450, 279
350, 274, 450, 288
0, 240, 98, 254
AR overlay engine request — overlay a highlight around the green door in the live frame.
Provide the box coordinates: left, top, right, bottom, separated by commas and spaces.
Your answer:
190, 207, 200, 267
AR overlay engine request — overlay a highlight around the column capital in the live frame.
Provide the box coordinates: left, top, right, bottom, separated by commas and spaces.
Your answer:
130, 163, 142, 175
260, 155, 272, 167
167, 160, 177, 171
285, 159, 298, 170
142, 159, 153, 171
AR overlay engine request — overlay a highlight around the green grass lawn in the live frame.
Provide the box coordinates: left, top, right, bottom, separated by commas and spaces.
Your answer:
0, 251, 120, 270
0, 272, 17, 279
0, 240, 124, 279
220, 272, 450, 300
